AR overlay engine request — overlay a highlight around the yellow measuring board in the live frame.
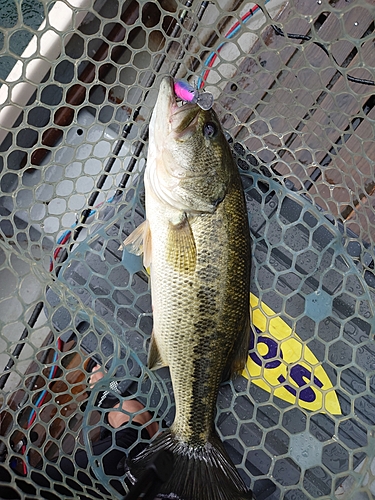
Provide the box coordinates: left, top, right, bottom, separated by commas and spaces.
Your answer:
243, 294, 341, 415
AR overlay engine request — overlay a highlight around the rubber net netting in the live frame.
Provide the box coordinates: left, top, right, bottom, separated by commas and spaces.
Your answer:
0, 0, 375, 498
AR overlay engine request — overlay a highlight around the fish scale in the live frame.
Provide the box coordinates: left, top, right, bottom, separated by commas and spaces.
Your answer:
151, 192, 249, 439
125, 76, 252, 500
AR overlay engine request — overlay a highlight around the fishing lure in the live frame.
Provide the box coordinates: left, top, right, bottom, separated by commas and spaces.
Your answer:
174, 80, 214, 110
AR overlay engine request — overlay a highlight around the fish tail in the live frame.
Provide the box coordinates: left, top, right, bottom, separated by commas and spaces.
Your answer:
128, 429, 253, 500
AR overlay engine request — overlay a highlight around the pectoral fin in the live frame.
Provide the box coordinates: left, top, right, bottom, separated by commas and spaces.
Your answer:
148, 332, 167, 370
123, 220, 152, 268
167, 215, 196, 274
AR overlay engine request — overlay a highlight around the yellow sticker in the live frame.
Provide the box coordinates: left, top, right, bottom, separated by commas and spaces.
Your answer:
242, 294, 341, 415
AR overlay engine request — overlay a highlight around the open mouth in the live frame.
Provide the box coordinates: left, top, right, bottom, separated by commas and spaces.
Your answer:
169, 84, 200, 133
155, 77, 200, 135
162, 76, 198, 116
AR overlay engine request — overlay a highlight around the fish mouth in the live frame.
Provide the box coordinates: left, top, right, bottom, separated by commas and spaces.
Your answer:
155, 76, 201, 136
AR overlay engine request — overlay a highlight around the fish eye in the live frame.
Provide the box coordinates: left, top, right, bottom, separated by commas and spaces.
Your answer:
203, 122, 218, 139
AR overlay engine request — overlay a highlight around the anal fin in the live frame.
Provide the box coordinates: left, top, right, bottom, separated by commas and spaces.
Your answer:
148, 332, 167, 370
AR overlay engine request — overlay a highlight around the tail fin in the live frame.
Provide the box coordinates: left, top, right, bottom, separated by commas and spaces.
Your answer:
128, 429, 252, 500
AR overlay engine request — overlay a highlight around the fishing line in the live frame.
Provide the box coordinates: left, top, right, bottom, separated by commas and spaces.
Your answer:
7, 337, 64, 475
26, 337, 63, 429
271, 25, 375, 87
197, 2, 375, 90
49, 194, 118, 271
197, 1, 272, 89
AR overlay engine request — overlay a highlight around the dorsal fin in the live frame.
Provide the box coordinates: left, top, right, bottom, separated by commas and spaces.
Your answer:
222, 312, 251, 381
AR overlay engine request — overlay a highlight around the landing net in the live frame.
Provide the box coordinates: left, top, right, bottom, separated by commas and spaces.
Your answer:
1, 1, 375, 499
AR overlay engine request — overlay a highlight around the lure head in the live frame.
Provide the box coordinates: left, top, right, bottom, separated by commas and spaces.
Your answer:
174, 80, 214, 111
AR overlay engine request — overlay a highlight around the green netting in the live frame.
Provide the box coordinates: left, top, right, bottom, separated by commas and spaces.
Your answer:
1, 0, 375, 499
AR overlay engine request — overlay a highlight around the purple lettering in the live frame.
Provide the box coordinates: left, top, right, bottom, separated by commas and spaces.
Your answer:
250, 330, 282, 369
278, 365, 323, 403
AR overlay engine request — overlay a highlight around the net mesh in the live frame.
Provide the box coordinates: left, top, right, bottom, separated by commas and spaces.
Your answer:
1, 0, 375, 498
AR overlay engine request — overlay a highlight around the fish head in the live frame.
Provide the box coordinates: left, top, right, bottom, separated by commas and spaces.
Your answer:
147, 76, 236, 214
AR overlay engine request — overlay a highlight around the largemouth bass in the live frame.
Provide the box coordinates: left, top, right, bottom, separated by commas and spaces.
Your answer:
125, 76, 252, 500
